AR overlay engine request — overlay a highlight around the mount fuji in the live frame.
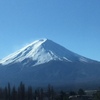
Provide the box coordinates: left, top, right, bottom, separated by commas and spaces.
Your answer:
0, 39, 100, 89
0, 39, 96, 65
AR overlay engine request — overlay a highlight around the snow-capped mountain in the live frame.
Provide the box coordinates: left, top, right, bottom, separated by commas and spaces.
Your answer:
0, 39, 95, 66
0, 39, 100, 89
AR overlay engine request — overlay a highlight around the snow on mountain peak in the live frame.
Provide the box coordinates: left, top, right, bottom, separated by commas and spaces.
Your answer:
0, 38, 49, 65
0, 38, 94, 66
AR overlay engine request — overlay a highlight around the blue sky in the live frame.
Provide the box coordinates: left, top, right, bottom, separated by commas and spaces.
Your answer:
0, 0, 100, 61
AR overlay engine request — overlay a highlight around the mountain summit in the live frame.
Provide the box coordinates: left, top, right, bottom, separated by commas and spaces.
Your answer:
0, 38, 95, 66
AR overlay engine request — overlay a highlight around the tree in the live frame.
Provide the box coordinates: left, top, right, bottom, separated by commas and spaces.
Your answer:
0, 87, 3, 99
4, 87, 8, 100
93, 90, 100, 100
8, 83, 11, 100
69, 91, 77, 96
27, 86, 33, 100
11, 86, 17, 100
34, 89, 39, 100
47, 85, 56, 100
59, 91, 68, 100
18, 82, 25, 100
78, 89, 85, 96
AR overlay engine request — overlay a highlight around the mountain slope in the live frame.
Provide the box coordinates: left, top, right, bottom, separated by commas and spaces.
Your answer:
0, 39, 100, 89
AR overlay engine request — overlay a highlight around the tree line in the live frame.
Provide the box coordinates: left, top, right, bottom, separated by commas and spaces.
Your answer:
0, 82, 100, 100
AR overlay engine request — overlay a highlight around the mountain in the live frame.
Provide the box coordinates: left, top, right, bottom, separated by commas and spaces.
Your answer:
0, 39, 96, 65
0, 39, 100, 89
